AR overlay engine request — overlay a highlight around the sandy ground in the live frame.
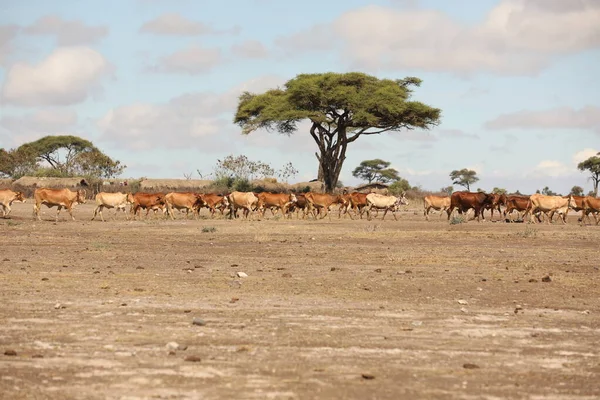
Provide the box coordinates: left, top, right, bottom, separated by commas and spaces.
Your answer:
1, 201, 599, 400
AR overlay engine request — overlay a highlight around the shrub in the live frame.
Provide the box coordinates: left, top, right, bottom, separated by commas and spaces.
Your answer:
201, 226, 216, 233
449, 215, 465, 225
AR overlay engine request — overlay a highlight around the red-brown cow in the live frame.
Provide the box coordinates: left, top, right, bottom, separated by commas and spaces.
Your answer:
484, 193, 507, 221
33, 188, 87, 222
256, 192, 297, 218
304, 192, 346, 220
165, 192, 200, 220
448, 191, 495, 222
503, 195, 531, 222
131, 192, 166, 219
194, 193, 229, 218
582, 196, 600, 225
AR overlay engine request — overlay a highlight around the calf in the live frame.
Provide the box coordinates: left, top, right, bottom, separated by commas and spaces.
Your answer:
33, 188, 87, 222
504, 195, 531, 222
92, 192, 134, 221
0, 189, 26, 218
304, 193, 346, 220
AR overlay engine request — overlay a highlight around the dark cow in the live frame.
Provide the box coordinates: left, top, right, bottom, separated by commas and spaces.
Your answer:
484, 193, 507, 221
503, 195, 531, 222
448, 191, 495, 222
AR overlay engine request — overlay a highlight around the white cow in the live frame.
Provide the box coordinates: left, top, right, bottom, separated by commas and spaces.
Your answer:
366, 193, 409, 221
0, 189, 26, 218
92, 192, 134, 222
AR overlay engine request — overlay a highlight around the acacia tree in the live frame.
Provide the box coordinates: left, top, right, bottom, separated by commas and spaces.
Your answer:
577, 153, 600, 196
1, 135, 124, 179
352, 159, 400, 184
234, 72, 441, 192
570, 185, 584, 196
450, 168, 479, 191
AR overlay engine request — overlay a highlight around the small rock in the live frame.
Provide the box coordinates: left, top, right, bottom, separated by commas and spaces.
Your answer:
32, 354, 44, 358
411, 321, 423, 327
192, 318, 206, 326
2, 258, 9, 262
184, 309, 192, 313
121, 303, 127, 307
230, 264, 239, 267
374, 268, 382, 273
361, 373, 375, 380
460, 307, 468, 313
581, 310, 590, 315
405, 270, 413, 274
236, 272, 248, 278
230, 297, 239, 303
457, 299, 468, 305
282, 273, 292, 278
542, 276, 552, 283
166, 342, 180, 351
136, 266, 144, 270
463, 363, 480, 369
229, 280, 242, 288
54, 303, 62, 309
330, 267, 337, 271
515, 305, 523, 310
4, 350, 17, 356
168, 351, 176, 356
528, 278, 538, 283
185, 355, 202, 362
41, 277, 49, 281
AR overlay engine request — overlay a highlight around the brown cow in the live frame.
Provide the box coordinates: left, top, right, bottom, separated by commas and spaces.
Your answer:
165, 192, 200, 220
581, 196, 600, 225
527, 194, 576, 224
484, 193, 507, 221
304, 192, 346, 220
131, 192, 166, 219
256, 192, 297, 218
423, 195, 450, 221
227, 191, 258, 219
287, 193, 310, 219
504, 195, 531, 222
194, 193, 229, 218
33, 188, 87, 221
448, 191, 495, 222
92, 192, 134, 222
0, 189, 26, 218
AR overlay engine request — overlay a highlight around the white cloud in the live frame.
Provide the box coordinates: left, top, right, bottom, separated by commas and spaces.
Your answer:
485, 106, 600, 133
24, 16, 108, 45
151, 45, 223, 74
1, 47, 112, 106
231, 40, 268, 59
140, 13, 239, 36
0, 25, 19, 66
573, 148, 599, 164
0, 109, 78, 147
528, 160, 572, 178
277, 0, 600, 75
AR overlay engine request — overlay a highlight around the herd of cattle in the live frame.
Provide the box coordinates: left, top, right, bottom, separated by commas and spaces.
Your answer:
0, 188, 599, 225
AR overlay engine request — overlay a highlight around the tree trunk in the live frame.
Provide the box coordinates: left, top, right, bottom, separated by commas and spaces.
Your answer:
310, 123, 348, 193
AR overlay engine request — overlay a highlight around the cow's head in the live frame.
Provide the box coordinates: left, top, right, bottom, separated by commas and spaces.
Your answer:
568, 194, 577, 209
289, 193, 298, 203
397, 193, 409, 206
126, 193, 135, 204
15, 191, 26, 203
77, 189, 87, 204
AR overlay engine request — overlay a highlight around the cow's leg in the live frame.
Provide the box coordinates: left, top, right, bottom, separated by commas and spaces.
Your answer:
33, 202, 42, 221
2, 204, 10, 218
167, 203, 175, 220
99, 205, 106, 222
67, 206, 76, 221
55, 206, 63, 222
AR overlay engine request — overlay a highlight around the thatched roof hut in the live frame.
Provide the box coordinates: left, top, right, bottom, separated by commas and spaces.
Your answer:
139, 179, 213, 190
0, 179, 13, 189
13, 176, 90, 188
354, 182, 389, 194
289, 180, 325, 193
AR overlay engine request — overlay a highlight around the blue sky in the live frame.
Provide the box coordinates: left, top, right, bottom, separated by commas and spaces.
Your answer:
1, 0, 598, 194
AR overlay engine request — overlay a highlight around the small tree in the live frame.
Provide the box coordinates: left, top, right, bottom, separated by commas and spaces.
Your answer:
450, 168, 479, 191
570, 185, 584, 196
352, 159, 400, 184
440, 186, 453, 195
492, 187, 507, 195
577, 153, 600, 196
388, 178, 411, 195
541, 186, 557, 196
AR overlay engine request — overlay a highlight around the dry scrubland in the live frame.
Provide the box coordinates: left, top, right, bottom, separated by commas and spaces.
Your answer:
1, 202, 599, 400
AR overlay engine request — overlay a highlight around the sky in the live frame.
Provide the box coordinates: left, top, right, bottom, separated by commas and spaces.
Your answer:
0, 0, 599, 194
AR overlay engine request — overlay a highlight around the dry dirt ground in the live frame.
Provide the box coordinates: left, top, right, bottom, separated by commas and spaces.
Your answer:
1, 201, 599, 400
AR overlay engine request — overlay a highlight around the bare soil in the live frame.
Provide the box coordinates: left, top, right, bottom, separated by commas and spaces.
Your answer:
1, 202, 599, 400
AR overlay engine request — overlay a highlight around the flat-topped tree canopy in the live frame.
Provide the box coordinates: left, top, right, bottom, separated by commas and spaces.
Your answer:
234, 72, 441, 193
